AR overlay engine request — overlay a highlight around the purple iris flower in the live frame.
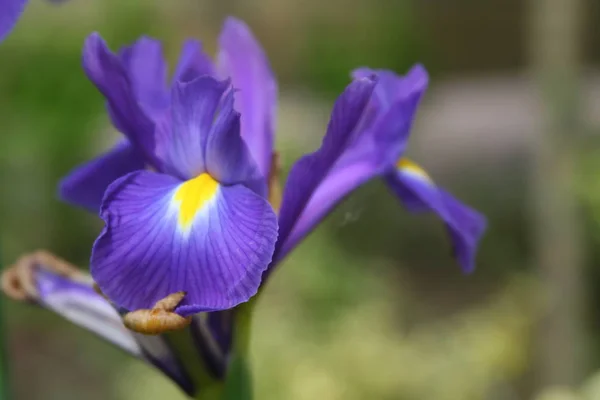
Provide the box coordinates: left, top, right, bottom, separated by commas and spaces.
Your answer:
2, 17, 486, 397
59, 21, 280, 316
0, 0, 28, 42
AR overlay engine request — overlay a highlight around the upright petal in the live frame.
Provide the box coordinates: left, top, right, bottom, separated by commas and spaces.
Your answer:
385, 159, 486, 273
173, 40, 215, 84
205, 91, 267, 197
0, 0, 27, 42
83, 33, 157, 165
217, 17, 277, 177
353, 64, 428, 111
91, 170, 278, 315
154, 77, 229, 180
274, 78, 376, 262
58, 141, 146, 212
353, 65, 428, 158
118, 36, 169, 116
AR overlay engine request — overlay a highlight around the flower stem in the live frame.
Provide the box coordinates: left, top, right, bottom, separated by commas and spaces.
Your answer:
221, 299, 256, 400
193, 384, 223, 400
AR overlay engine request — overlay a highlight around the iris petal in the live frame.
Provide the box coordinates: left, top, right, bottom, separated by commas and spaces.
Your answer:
353, 64, 428, 111
385, 159, 486, 273
82, 33, 157, 164
91, 170, 278, 314
155, 76, 265, 195
0, 0, 27, 42
205, 91, 267, 197
117, 36, 169, 116
173, 39, 215, 84
58, 141, 146, 212
217, 17, 277, 177
36, 269, 141, 355
154, 76, 229, 180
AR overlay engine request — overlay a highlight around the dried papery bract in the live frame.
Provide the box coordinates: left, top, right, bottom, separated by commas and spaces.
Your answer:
123, 292, 192, 335
1, 250, 87, 302
1, 266, 28, 301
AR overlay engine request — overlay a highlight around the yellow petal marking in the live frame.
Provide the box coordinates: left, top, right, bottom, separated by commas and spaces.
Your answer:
396, 158, 433, 183
173, 173, 219, 230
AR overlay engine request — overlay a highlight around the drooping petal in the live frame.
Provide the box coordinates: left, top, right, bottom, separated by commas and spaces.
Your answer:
91, 170, 278, 315
273, 78, 376, 261
58, 141, 146, 212
0, 0, 27, 42
385, 159, 486, 273
118, 36, 169, 116
83, 33, 157, 164
154, 76, 229, 180
217, 17, 277, 177
172, 39, 215, 84
274, 67, 429, 262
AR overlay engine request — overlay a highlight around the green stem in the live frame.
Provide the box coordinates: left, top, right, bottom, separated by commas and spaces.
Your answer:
193, 385, 222, 400
232, 300, 254, 354
221, 299, 257, 400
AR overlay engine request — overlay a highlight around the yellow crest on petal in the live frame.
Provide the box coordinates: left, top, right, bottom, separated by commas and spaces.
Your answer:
173, 173, 219, 230
396, 158, 433, 184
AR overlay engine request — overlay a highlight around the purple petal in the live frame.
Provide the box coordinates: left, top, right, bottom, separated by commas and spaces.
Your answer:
154, 76, 229, 180
0, 0, 27, 42
274, 157, 376, 260
274, 67, 429, 262
205, 91, 267, 197
35, 269, 142, 355
83, 33, 157, 165
217, 17, 277, 177
385, 159, 486, 273
91, 170, 278, 314
58, 142, 146, 212
353, 64, 428, 111
117, 36, 169, 116
353, 65, 428, 159
273, 78, 376, 261
172, 39, 215, 84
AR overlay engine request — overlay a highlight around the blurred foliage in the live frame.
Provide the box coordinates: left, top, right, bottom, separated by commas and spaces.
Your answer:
534, 370, 600, 400
299, 2, 431, 97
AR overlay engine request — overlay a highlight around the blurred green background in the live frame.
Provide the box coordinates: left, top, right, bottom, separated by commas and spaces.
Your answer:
2, 0, 600, 398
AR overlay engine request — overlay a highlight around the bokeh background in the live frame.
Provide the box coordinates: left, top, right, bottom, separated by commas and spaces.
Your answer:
2, 0, 600, 398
